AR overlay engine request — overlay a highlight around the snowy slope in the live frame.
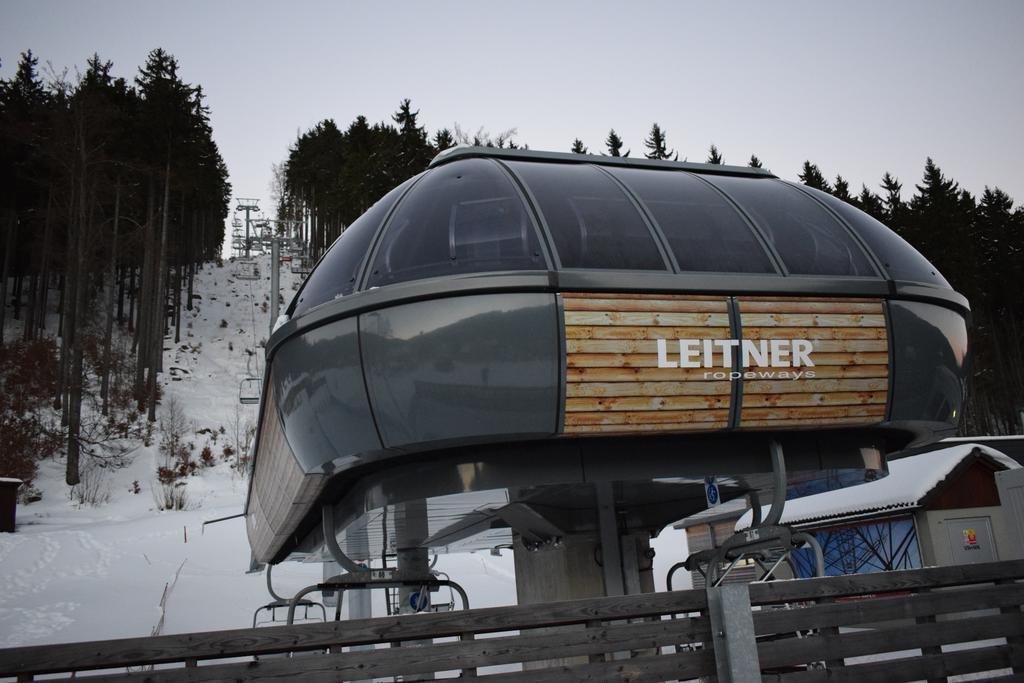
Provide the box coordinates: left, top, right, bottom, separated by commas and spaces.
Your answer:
0, 253, 688, 649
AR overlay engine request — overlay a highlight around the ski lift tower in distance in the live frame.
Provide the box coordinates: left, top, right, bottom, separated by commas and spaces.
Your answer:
235, 198, 260, 258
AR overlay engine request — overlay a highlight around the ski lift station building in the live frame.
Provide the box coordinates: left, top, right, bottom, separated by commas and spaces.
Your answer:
245, 147, 971, 595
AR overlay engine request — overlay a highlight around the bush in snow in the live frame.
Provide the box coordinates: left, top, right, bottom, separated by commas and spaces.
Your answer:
0, 338, 62, 492
69, 457, 111, 507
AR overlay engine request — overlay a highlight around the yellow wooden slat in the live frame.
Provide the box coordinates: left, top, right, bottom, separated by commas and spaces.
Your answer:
566, 339, 886, 354
566, 395, 730, 412
566, 381, 733, 398
742, 378, 888, 394
565, 325, 732, 340
566, 365, 890, 382
739, 313, 886, 327
564, 311, 731, 327
741, 391, 888, 408
567, 367, 735, 382
742, 404, 885, 420
564, 422, 729, 434
567, 351, 888, 368
738, 416, 882, 428
742, 326, 888, 340
737, 300, 883, 314
565, 409, 730, 425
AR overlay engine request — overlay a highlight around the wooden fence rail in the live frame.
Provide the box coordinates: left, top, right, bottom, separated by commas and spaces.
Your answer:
0, 560, 1022, 682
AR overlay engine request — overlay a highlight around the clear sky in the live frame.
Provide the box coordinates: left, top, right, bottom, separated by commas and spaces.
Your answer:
3, 1, 1023, 230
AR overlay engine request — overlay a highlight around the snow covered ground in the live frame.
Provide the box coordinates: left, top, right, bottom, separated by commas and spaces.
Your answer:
0, 251, 693, 650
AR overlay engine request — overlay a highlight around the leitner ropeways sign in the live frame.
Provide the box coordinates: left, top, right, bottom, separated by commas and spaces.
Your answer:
561, 293, 889, 435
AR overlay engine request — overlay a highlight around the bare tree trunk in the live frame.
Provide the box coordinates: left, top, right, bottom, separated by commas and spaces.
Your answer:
101, 181, 121, 415
0, 210, 13, 347
37, 188, 53, 336
147, 160, 171, 423
66, 140, 91, 487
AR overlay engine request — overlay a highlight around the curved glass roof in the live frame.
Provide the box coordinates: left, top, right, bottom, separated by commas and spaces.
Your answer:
290, 148, 951, 317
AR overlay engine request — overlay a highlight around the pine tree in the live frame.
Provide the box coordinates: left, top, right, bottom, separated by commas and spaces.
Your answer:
880, 172, 904, 224
706, 144, 723, 165
855, 185, 886, 222
798, 162, 831, 193
643, 123, 675, 160
833, 175, 852, 203
605, 129, 628, 157
570, 138, 588, 154
748, 155, 763, 169
433, 128, 455, 152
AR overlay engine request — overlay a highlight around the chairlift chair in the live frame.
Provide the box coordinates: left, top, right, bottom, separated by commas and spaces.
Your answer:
239, 377, 262, 405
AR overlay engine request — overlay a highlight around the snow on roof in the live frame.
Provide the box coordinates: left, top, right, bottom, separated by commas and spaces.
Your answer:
0, 477, 23, 485
736, 443, 1018, 530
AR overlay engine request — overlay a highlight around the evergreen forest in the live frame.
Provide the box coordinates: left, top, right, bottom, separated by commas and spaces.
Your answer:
0, 49, 230, 490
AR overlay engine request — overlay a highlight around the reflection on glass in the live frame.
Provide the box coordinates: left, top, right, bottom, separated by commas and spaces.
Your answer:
509, 161, 667, 270
799, 184, 950, 287
792, 516, 921, 577
368, 159, 543, 287
292, 178, 413, 315
609, 167, 777, 273
705, 176, 876, 277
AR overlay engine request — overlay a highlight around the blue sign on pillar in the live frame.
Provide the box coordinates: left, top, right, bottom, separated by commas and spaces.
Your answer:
705, 476, 721, 508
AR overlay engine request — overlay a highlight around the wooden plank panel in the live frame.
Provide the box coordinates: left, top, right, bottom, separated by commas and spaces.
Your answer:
772, 646, 1022, 683
567, 365, 889, 382
0, 588, 711, 676
567, 352, 887, 368
97, 618, 715, 683
743, 326, 888, 340
567, 367, 735, 382
566, 325, 732, 340
564, 310, 730, 327
568, 339, 733, 354
743, 378, 888, 394
740, 416, 883, 428
754, 583, 1024, 634
742, 405, 885, 420
566, 395, 730, 412
739, 313, 885, 327
739, 300, 883, 314
567, 381, 733, 398
747, 560, 1024, 604
565, 422, 729, 433
742, 391, 888, 408
565, 409, 730, 425
567, 338, 885, 354
757, 612, 1024, 672
563, 297, 728, 313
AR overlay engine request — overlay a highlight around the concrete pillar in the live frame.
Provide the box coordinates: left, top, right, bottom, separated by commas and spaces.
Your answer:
513, 531, 654, 669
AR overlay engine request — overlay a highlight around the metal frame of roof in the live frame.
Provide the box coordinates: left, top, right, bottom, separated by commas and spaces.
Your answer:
429, 145, 776, 178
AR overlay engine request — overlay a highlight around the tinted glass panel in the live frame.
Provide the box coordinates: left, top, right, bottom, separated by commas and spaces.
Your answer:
608, 167, 776, 273
367, 159, 544, 287
291, 179, 411, 316
705, 176, 876, 277
799, 185, 950, 287
509, 161, 667, 270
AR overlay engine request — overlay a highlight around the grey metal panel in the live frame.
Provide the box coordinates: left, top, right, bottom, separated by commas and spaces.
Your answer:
888, 300, 969, 428
272, 315, 382, 473
361, 292, 559, 449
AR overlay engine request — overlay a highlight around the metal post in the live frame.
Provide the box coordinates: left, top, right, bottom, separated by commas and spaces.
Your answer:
707, 583, 761, 683
270, 238, 280, 334
595, 482, 625, 597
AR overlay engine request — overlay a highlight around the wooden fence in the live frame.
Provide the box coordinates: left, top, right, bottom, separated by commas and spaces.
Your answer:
0, 559, 1021, 682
